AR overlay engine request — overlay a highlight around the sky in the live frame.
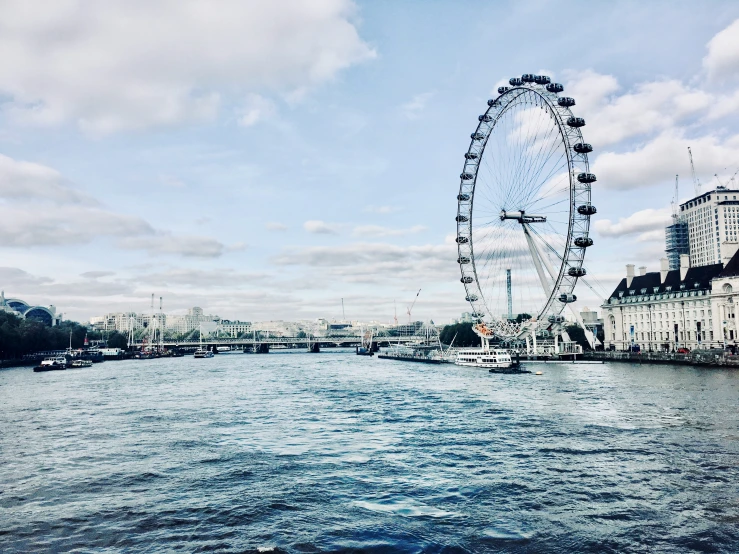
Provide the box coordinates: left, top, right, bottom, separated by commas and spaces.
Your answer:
2, 0, 739, 324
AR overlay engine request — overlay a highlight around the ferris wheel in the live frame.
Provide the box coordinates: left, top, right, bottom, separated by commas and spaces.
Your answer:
456, 73, 596, 340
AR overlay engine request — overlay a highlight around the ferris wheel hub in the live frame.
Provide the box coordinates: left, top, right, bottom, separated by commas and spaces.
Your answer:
499, 210, 547, 223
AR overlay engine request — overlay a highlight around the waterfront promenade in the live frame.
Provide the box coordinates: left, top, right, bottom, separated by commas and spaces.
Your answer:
2, 352, 738, 552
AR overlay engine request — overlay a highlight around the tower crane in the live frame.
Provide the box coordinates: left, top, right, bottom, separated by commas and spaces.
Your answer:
672, 174, 679, 222
407, 289, 421, 323
688, 147, 701, 196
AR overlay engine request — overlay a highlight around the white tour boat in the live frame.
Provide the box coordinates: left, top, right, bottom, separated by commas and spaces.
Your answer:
454, 322, 513, 369
455, 347, 512, 369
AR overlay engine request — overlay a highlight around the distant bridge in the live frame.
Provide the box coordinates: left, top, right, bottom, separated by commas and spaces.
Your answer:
130, 335, 434, 350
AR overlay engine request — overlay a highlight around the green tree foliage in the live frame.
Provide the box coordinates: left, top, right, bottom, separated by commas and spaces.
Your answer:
107, 331, 128, 349
439, 322, 481, 347
0, 311, 99, 359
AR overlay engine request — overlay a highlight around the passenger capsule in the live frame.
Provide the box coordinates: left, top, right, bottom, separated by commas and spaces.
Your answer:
465, 294, 479, 302
567, 117, 585, 128
478, 114, 492, 122
574, 237, 593, 248
568, 267, 587, 277
546, 83, 564, 93
573, 143, 593, 154
458, 256, 471, 264
456, 215, 469, 222
534, 75, 551, 85
577, 204, 597, 216
521, 74, 536, 83
461, 276, 474, 284
487, 98, 498, 107
548, 314, 565, 323
497, 86, 509, 94
577, 173, 597, 184
460, 172, 474, 180
456, 236, 469, 244
464, 152, 478, 160
471, 132, 485, 141
471, 312, 485, 319
559, 293, 577, 303
558, 97, 576, 107
509, 77, 523, 86
457, 193, 470, 201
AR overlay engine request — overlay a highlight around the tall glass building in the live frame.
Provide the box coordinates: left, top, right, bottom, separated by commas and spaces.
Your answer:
665, 220, 689, 270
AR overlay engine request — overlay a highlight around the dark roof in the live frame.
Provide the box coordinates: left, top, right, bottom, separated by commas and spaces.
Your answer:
607, 263, 723, 299
718, 248, 739, 278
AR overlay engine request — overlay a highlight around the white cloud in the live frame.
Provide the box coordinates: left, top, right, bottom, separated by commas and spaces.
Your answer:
592, 130, 739, 191
118, 234, 227, 258
0, 0, 376, 133
595, 208, 672, 242
703, 18, 739, 80
0, 154, 92, 203
564, 72, 711, 147
238, 94, 277, 127
401, 92, 435, 120
0, 204, 154, 247
352, 224, 426, 237
303, 220, 339, 234
0, 152, 231, 256
266, 222, 288, 231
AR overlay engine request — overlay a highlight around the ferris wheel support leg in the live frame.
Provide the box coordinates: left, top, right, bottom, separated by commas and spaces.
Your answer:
523, 224, 597, 351
522, 223, 552, 299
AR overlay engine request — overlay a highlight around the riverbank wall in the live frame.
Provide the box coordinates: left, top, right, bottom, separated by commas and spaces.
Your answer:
583, 350, 739, 368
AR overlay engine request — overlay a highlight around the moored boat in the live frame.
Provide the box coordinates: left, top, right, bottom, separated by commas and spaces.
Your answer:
33, 356, 68, 372
70, 359, 93, 368
194, 349, 214, 358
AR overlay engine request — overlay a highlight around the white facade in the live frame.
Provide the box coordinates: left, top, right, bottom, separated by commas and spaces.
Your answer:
602, 252, 739, 351
680, 187, 739, 267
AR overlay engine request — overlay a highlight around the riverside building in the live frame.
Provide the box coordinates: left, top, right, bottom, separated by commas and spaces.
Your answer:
677, 187, 739, 267
602, 246, 739, 351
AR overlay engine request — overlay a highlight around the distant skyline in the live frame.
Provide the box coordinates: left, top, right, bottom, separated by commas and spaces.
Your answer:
2, 1, 739, 323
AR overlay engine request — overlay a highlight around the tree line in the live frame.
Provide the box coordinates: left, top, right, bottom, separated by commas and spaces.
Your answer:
0, 311, 132, 359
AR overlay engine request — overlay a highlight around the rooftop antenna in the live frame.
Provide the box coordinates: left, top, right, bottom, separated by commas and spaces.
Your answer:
688, 147, 701, 196
672, 174, 679, 222
407, 288, 421, 323
341, 298, 345, 321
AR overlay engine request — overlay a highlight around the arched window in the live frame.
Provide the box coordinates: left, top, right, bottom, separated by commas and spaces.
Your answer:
723, 283, 733, 294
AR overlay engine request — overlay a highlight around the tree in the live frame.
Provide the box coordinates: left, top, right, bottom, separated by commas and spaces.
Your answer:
107, 331, 128, 349
439, 322, 481, 347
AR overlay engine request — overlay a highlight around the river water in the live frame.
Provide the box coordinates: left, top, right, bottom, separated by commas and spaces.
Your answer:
1, 352, 738, 553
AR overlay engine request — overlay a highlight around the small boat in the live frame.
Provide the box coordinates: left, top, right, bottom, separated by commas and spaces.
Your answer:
194, 349, 214, 358
70, 359, 93, 368
33, 356, 67, 372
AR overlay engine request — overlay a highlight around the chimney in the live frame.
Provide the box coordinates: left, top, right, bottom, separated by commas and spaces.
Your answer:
722, 241, 739, 264
680, 254, 690, 281
638, 266, 647, 276
660, 258, 669, 284
626, 264, 635, 288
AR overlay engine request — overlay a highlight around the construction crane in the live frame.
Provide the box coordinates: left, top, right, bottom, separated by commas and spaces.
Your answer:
672, 175, 679, 222
730, 166, 739, 187
688, 147, 701, 196
407, 289, 421, 323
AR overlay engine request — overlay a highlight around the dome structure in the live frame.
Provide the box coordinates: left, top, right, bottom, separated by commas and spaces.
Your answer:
0, 291, 61, 326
